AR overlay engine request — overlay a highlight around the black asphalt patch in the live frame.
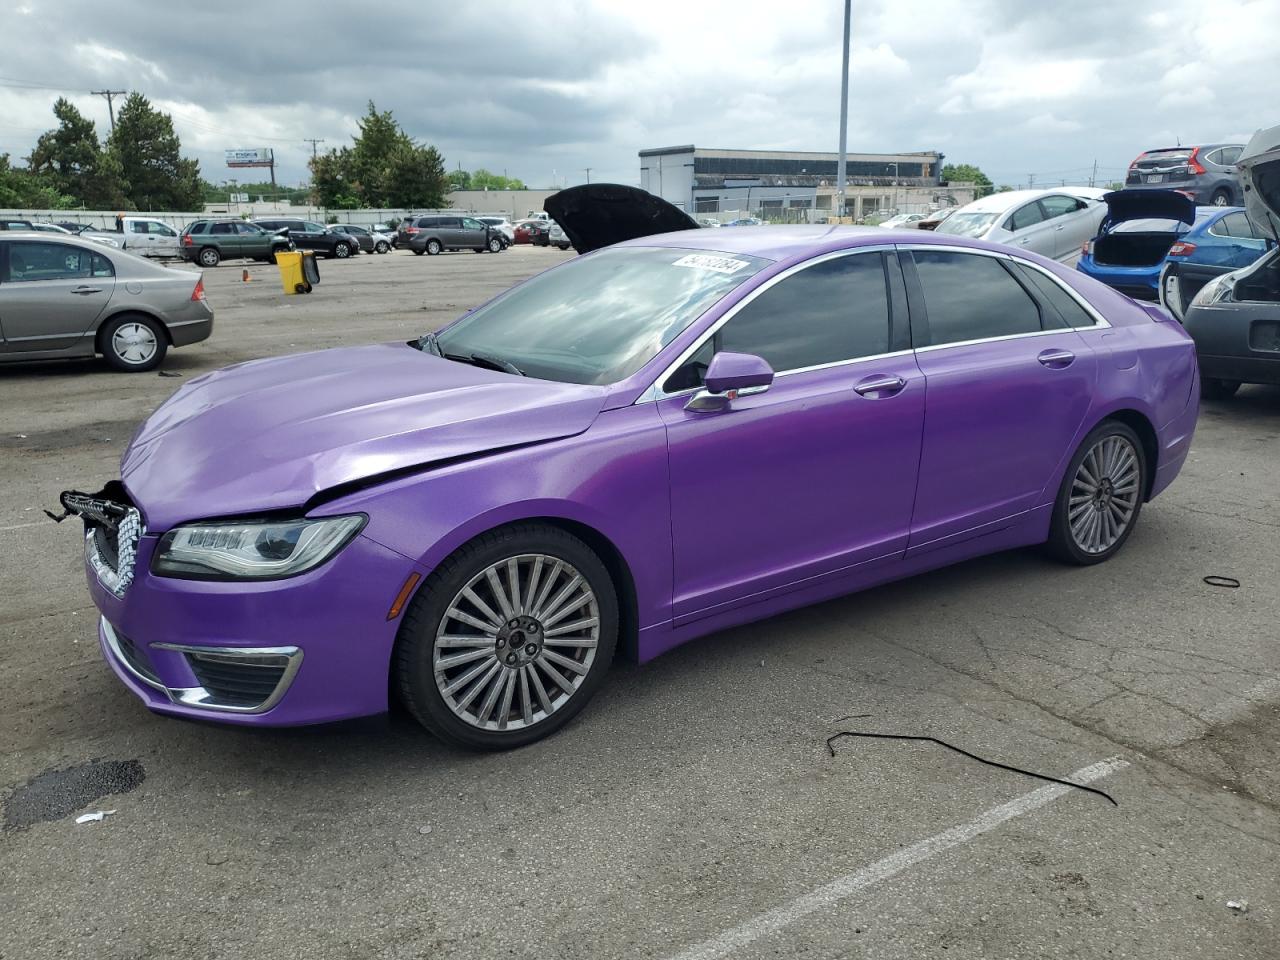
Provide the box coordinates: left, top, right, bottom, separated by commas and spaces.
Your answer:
3, 759, 145, 831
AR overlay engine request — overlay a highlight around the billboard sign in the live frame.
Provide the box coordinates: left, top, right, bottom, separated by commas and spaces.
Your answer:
225, 148, 273, 168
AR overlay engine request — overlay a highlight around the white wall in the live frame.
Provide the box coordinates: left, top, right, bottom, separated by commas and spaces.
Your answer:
640, 149, 695, 210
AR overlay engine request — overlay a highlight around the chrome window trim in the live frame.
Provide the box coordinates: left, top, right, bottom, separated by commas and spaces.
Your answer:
635, 242, 1112, 403
637, 244, 899, 403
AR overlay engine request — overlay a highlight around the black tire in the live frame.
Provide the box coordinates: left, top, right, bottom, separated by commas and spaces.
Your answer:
332, 242, 352, 259
375, 240, 390, 254
1209, 188, 1233, 206
412, 247, 425, 256
395, 523, 619, 750
100, 313, 168, 373
1201, 378, 1241, 400
487, 237, 503, 253
198, 246, 220, 267
426, 238, 442, 256
1046, 420, 1147, 566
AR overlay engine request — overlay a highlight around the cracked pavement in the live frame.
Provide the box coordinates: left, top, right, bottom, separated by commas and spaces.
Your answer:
1, 248, 1277, 959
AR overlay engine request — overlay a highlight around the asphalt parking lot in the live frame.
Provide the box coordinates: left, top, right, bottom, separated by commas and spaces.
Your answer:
1, 244, 1277, 959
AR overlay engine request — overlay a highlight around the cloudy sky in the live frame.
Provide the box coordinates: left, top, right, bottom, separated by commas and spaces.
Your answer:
1, 0, 1275, 192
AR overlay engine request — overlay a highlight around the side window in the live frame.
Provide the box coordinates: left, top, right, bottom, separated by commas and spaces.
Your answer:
5, 242, 94, 282
1009, 262, 1098, 329
210, 222, 235, 235
912, 250, 1041, 345
235, 222, 261, 235
445, 218, 463, 228
129, 221, 148, 234
303, 222, 325, 232
1039, 195, 1085, 220
1007, 202, 1046, 232
91, 253, 115, 278
716, 253, 889, 375
462, 218, 483, 230
1218, 146, 1242, 165
1219, 212, 1251, 238
151, 222, 176, 236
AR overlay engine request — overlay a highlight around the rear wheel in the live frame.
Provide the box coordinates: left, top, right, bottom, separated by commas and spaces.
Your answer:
426, 239, 442, 256
333, 242, 351, 259
395, 523, 618, 750
101, 314, 167, 373
198, 247, 220, 267
1046, 421, 1146, 565
1201, 378, 1241, 400
487, 238, 503, 253
1210, 188, 1233, 206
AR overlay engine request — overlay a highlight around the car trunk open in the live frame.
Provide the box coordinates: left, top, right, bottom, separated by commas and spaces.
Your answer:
1092, 190, 1196, 267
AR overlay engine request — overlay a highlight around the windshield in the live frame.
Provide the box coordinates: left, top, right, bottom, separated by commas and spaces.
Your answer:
434, 246, 770, 385
934, 211, 1000, 238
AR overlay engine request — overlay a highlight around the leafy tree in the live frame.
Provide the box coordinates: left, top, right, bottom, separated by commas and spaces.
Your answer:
0, 153, 74, 208
469, 168, 527, 191
108, 93, 203, 210
308, 102, 448, 208
27, 98, 129, 208
447, 168, 472, 190
941, 163, 994, 197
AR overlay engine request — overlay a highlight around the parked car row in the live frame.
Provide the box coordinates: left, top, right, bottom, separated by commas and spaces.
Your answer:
397, 215, 507, 255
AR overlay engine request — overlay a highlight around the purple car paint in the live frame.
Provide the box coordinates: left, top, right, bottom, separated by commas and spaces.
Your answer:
71, 218, 1199, 748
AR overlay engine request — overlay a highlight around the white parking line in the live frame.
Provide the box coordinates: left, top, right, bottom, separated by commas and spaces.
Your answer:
0, 521, 48, 533
664, 756, 1129, 960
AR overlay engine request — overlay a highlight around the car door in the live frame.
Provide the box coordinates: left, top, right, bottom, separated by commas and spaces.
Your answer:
461, 217, 487, 248
148, 220, 180, 257
1003, 200, 1057, 258
902, 247, 1097, 554
124, 219, 154, 255
208, 221, 240, 258
437, 217, 462, 247
234, 222, 268, 257
0, 241, 116, 353
1038, 194, 1094, 261
656, 250, 925, 622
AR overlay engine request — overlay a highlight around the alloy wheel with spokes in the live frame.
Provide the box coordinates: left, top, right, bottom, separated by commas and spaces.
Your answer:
1069, 435, 1140, 554
396, 524, 618, 749
1048, 421, 1146, 565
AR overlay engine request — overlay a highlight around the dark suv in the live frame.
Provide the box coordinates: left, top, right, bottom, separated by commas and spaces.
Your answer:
401, 215, 504, 255
1124, 143, 1245, 206
251, 218, 357, 259
181, 219, 294, 267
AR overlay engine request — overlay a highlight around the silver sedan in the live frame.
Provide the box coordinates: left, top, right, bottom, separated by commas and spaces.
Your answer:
0, 232, 213, 372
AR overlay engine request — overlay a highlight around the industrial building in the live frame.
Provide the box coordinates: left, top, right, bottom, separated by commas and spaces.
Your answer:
639, 145, 976, 221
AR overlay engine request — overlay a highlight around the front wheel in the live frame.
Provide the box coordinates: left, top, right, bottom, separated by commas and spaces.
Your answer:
101, 314, 168, 372
426, 239, 442, 255
395, 523, 618, 750
375, 240, 389, 254
1209, 188, 1233, 206
333, 242, 351, 259
1201, 378, 1241, 400
487, 238, 503, 253
1046, 421, 1147, 565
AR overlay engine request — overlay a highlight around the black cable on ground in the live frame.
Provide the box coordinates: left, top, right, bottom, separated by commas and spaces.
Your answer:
826, 728, 1119, 806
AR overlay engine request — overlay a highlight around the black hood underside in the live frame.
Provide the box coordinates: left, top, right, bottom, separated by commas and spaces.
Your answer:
544, 184, 699, 254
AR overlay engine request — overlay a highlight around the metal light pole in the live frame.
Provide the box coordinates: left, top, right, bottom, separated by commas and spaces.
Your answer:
835, 0, 851, 221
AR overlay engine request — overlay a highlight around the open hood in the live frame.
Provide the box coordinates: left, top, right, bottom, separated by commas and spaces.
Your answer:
1100, 189, 1196, 231
1239, 123, 1280, 243
544, 184, 698, 254
119, 344, 607, 531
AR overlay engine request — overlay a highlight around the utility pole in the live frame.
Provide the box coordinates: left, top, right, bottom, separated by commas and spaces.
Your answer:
1090, 158, 1098, 188
1028, 173, 1036, 189
835, 0, 852, 222
91, 89, 126, 134
584, 167, 592, 184
303, 138, 325, 160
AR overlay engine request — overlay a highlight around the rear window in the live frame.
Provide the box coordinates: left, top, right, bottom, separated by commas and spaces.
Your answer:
1110, 218, 1191, 234
187, 222, 209, 234
1140, 149, 1192, 162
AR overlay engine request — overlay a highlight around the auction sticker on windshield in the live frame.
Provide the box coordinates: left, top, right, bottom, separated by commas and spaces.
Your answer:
671, 253, 751, 274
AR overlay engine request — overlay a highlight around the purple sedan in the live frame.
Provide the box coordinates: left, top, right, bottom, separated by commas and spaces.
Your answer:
65, 187, 1199, 749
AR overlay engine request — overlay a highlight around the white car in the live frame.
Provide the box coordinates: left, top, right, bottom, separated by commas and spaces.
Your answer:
548, 221, 571, 250
477, 216, 516, 242
878, 213, 926, 228
934, 188, 1107, 262
28, 222, 121, 248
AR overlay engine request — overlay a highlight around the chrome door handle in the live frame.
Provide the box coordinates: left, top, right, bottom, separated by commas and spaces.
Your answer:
1055, 224, 1065, 230
71, 286, 103, 295
853, 375, 906, 396
1037, 349, 1075, 367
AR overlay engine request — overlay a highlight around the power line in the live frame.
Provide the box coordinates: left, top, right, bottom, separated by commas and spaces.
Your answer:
90, 90, 126, 135
304, 138, 325, 160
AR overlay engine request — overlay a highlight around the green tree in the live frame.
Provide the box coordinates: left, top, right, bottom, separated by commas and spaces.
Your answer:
308, 102, 449, 208
941, 163, 994, 197
28, 98, 129, 208
0, 153, 74, 208
447, 168, 472, 190
469, 168, 526, 190
108, 93, 203, 210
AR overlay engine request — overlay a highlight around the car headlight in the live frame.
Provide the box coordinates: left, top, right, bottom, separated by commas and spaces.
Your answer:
1190, 273, 1235, 308
152, 515, 365, 580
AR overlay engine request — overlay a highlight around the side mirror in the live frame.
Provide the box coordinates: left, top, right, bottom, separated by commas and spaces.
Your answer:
685, 352, 774, 412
